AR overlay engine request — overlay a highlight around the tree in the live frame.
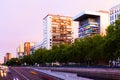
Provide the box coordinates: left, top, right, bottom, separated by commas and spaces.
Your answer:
6, 58, 21, 66
22, 55, 34, 65
33, 48, 46, 64
104, 15, 120, 61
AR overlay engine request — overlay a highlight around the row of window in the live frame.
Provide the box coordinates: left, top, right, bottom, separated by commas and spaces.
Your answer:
110, 13, 120, 21
110, 6, 120, 14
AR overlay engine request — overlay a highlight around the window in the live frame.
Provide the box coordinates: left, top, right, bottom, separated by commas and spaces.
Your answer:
68, 31, 71, 34
115, 14, 117, 19
110, 16, 112, 21
111, 16, 114, 20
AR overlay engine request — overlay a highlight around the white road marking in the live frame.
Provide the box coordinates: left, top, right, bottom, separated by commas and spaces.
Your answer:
13, 77, 19, 80
12, 68, 29, 80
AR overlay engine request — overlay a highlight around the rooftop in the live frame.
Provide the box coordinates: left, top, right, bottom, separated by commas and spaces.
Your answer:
73, 11, 101, 21
43, 14, 72, 20
110, 3, 120, 10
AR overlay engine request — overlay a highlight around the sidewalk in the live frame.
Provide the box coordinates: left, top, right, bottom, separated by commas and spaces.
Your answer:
36, 67, 120, 80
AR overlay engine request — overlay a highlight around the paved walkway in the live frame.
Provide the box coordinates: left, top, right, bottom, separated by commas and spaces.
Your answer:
33, 68, 92, 80
36, 67, 120, 80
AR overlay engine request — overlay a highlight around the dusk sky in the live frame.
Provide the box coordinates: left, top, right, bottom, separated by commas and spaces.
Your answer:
0, 0, 120, 63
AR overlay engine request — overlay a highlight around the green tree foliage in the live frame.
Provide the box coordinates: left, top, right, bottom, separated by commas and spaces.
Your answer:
104, 15, 120, 61
33, 48, 46, 64
6, 58, 21, 66
22, 55, 34, 65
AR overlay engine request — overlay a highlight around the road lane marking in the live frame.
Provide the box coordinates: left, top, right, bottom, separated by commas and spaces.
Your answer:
13, 77, 19, 80
11, 68, 30, 80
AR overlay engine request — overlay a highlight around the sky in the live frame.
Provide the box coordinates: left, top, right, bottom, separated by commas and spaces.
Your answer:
0, 0, 120, 63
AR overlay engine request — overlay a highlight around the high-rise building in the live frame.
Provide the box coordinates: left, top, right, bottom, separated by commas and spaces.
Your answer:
24, 42, 36, 55
17, 42, 36, 58
4, 56, 7, 63
24, 42, 30, 55
4, 53, 12, 63
43, 14, 74, 49
73, 10, 110, 38
17, 43, 24, 58
110, 4, 120, 24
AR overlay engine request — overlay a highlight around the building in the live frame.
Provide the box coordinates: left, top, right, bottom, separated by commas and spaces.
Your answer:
4, 53, 12, 63
43, 14, 74, 49
4, 56, 7, 63
110, 4, 120, 24
24, 42, 36, 55
17, 42, 36, 58
17, 43, 24, 59
24, 42, 31, 55
30, 41, 45, 54
6, 53, 12, 61
73, 10, 110, 38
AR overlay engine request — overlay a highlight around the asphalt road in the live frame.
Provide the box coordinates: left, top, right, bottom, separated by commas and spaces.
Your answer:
0, 67, 62, 80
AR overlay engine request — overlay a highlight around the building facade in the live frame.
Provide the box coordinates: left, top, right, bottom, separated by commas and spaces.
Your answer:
24, 42, 31, 55
43, 14, 74, 49
73, 10, 110, 38
4, 56, 7, 63
4, 53, 12, 63
17, 42, 36, 58
30, 41, 45, 54
17, 43, 24, 59
24, 42, 36, 55
110, 4, 120, 24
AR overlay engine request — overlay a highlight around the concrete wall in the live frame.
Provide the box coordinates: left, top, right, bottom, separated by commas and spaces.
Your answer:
100, 12, 110, 35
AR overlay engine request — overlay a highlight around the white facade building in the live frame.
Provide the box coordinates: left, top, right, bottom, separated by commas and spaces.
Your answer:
43, 14, 75, 49
110, 4, 120, 24
73, 10, 110, 38
17, 43, 24, 58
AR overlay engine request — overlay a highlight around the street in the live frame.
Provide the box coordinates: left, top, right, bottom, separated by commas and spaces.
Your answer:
0, 67, 62, 80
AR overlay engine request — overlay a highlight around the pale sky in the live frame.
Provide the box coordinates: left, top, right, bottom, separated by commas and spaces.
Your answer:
0, 0, 120, 63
